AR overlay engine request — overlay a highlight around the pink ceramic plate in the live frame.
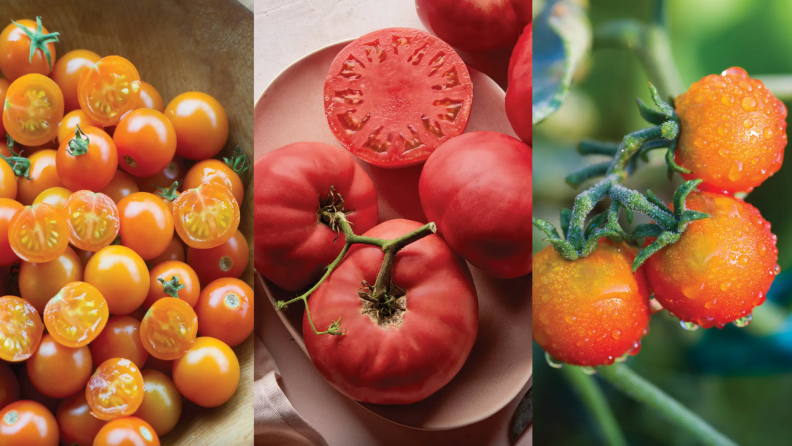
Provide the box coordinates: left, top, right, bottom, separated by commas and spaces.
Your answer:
254, 40, 532, 430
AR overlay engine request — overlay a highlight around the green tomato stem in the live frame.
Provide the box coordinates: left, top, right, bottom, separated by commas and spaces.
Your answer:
562, 366, 627, 446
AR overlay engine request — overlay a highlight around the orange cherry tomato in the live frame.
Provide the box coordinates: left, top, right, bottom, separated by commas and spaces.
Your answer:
64, 191, 120, 251
0, 363, 20, 410
0, 158, 17, 200
100, 169, 139, 204
19, 245, 82, 314
90, 315, 149, 369
74, 247, 94, 267
26, 333, 93, 398
117, 192, 174, 260
196, 278, 254, 347
145, 260, 200, 308
172, 182, 240, 249
57, 126, 118, 191
137, 81, 165, 112
32, 186, 72, 209
134, 156, 186, 195
146, 236, 185, 267
17, 149, 64, 205
8, 202, 69, 263
143, 356, 173, 377
86, 358, 145, 421
57, 109, 102, 144
113, 109, 177, 177
0, 199, 23, 265
77, 56, 141, 126
2, 74, 63, 146
51, 49, 101, 113
84, 246, 150, 315
94, 417, 160, 446
0, 400, 59, 446
0, 17, 58, 81
0, 296, 43, 362
44, 281, 109, 348
0, 79, 9, 136
183, 158, 244, 205
136, 370, 181, 437
165, 92, 228, 160
187, 229, 248, 285
140, 298, 198, 360
172, 336, 239, 407
56, 392, 108, 446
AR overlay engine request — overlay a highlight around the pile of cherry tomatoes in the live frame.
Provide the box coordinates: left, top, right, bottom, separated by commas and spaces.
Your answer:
0, 16, 253, 446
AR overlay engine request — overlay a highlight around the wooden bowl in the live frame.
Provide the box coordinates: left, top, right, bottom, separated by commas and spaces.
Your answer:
3, 1, 254, 444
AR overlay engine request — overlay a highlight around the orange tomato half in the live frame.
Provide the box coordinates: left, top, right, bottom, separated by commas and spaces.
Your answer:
9, 202, 69, 263
86, 358, 145, 421
172, 182, 239, 249
44, 281, 109, 348
2, 74, 63, 146
64, 191, 120, 251
140, 297, 197, 360
51, 49, 101, 112
0, 295, 44, 362
77, 55, 141, 126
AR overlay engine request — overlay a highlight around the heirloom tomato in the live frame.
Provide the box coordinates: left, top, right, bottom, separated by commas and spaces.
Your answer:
505, 23, 532, 144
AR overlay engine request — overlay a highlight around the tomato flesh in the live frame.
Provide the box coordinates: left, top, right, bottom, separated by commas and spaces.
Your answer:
140, 298, 198, 360
77, 56, 141, 126
0, 296, 44, 362
44, 281, 109, 348
64, 191, 120, 251
9, 202, 70, 263
86, 358, 145, 421
2, 74, 64, 146
172, 182, 240, 249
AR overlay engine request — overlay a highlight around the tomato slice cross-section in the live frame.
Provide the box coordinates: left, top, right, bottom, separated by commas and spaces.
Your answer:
0, 295, 44, 362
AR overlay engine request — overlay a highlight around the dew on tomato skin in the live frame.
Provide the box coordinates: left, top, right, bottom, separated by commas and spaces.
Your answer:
680, 320, 700, 331
742, 96, 758, 112
721, 95, 734, 106
580, 366, 597, 375
738, 255, 749, 266
611, 329, 621, 340
733, 314, 753, 328
705, 298, 718, 309
775, 265, 781, 275
754, 292, 766, 306
628, 341, 642, 356
545, 352, 564, 369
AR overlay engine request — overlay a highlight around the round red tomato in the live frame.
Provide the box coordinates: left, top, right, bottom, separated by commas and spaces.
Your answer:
64, 191, 120, 251
57, 392, 108, 446
0, 17, 58, 81
90, 315, 149, 369
113, 109, 177, 177
144, 260, 200, 308
195, 278, 254, 347
26, 333, 93, 398
86, 358, 144, 421
304, 219, 478, 404
0, 400, 58, 446
19, 246, 83, 314
172, 182, 239, 249
135, 370, 181, 437
183, 158, 244, 205
254, 142, 378, 291
0, 363, 20, 410
100, 169, 139, 204
0, 199, 23, 265
17, 149, 64, 205
9, 202, 69, 263
2, 74, 64, 146
117, 192, 174, 260
172, 336, 239, 407
420, 131, 532, 278
51, 49, 101, 112
137, 81, 165, 112
187, 229, 248, 285
323, 28, 473, 167
505, 23, 532, 145
56, 126, 118, 191
164, 92, 228, 160
94, 416, 160, 446
77, 56, 141, 126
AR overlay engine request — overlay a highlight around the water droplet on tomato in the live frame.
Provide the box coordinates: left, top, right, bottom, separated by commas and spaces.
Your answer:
738, 255, 749, 266
680, 320, 700, 331
764, 126, 775, 139
742, 96, 758, 112
758, 242, 767, 255
775, 264, 781, 274
649, 297, 663, 313
611, 329, 621, 340
705, 298, 718, 309
733, 314, 753, 328
718, 125, 729, 136
743, 118, 754, 129
580, 366, 597, 375
545, 352, 564, 369
629, 341, 642, 355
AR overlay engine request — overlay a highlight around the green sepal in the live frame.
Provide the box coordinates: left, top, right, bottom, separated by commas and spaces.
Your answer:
560, 208, 572, 239
223, 146, 250, 173
660, 120, 680, 140
624, 207, 634, 225
634, 231, 680, 271
158, 275, 186, 298
584, 211, 607, 238
632, 223, 664, 239
547, 238, 580, 260
605, 201, 629, 239
636, 98, 667, 125
67, 125, 89, 156
581, 228, 620, 257
678, 210, 709, 229
533, 217, 562, 240
637, 139, 670, 162
566, 161, 610, 188
665, 139, 691, 177
155, 181, 181, 202
672, 179, 702, 219
11, 17, 60, 71
648, 83, 676, 119
646, 189, 672, 215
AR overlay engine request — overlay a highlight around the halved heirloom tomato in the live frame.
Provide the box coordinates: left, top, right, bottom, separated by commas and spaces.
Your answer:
323, 28, 473, 168
0, 295, 44, 362
77, 55, 141, 126
44, 281, 109, 348
172, 182, 240, 249
304, 219, 479, 404
2, 73, 64, 146
64, 191, 120, 251
9, 202, 69, 263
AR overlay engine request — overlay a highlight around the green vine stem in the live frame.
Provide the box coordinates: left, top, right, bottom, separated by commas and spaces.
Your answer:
755, 75, 792, 103
562, 366, 627, 446
597, 364, 737, 446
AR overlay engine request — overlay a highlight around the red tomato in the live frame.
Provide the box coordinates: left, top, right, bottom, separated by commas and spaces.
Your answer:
51, 49, 102, 112
0, 363, 20, 410
93, 417, 160, 446
135, 370, 181, 437
195, 278, 254, 347
26, 333, 93, 398
304, 219, 478, 404
56, 392, 108, 446
419, 131, 532, 278
9, 202, 69, 263
17, 149, 64, 205
134, 156, 186, 195
0, 199, 23, 265
90, 316, 149, 369
172, 182, 240, 249
323, 28, 473, 167
137, 81, 165, 112
187, 229, 248, 285
172, 337, 239, 407
117, 192, 174, 260
32, 186, 72, 209
44, 281, 109, 348
19, 246, 82, 314
113, 109, 177, 177
139, 297, 198, 360
164, 92, 228, 160
56, 126, 118, 191
2, 74, 64, 146
254, 142, 378, 291
183, 158, 244, 204
86, 358, 144, 421
0, 78, 9, 136
64, 191, 120, 251
0, 17, 59, 81
77, 56, 141, 126
415, 0, 531, 51
144, 260, 200, 308
0, 400, 58, 446
147, 236, 185, 267
100, 169, 139, 203
84, 246, 150, 316
505, 23, 532, 145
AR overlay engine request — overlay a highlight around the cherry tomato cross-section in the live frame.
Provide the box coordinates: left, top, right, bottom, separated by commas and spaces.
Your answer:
2, 73, 64, 146
86, 357, 145, 421
44, 281, 109, 348
9, 202, 69, 263
172, 182, 240, 249
0, 295, 44, 362
77, 55, 141, 126
64, 191, 120, 252
140, 297, 198, 360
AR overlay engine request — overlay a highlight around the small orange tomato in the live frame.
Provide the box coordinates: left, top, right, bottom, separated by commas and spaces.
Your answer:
146, 236, 185, 267
143, 356, 173, 377
26, 333, 93, 398
19, 246, 82, 314
117, 192, 174, 260
0, 78, 9, 136
0, 400, 59, 446
32, 186, 72, 209
165, 92, 228, 160
183, 158, 244, 205
0, 158, 17, 200
57, 126, 118, 191
134, 156, 186, 195
136, 370, 181, 437
44, 281, 109, 348
172, 337, 239, 407
9, 202, 69, 263
90, 315, 149, 369
114, 109, 177, 177
140, 298, 198, 360
0, 199, 23, 265
195, 278, 254, 347
84, 246, 150, 315
17, 149, 64, 205
2, 74, 63, 146
0, 295, 44, 362
0, 17, 58, 81
86, 358, 145, 421
57, 109, 102, 144
172, 182, 240, 249
51, 49, 101, 112
100, 169, 139, 204
64, 191, 120, 251
187, 230, 248, 285
145, 260, 200, 308
74, 247, 94, 267
94, 417, 160, 446
137, 81, 165, 112
16, 367, 59, 413
56, 393, 108, 446
0, 363, 20, 410
77, 55, 141, 126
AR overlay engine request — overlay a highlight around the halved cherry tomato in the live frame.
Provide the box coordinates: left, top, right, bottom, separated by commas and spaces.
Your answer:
51, 49, 101, 112
0, 363, 20, 410
172, 182, 240, 249
0, 17, 58, 81
113, 109, 177, 177
84, 245, 150, 315
57, 109, 102, 144
90, 315, 149, 369
86, 358, 145, 421
44, 281, 109, 348
19, 246, 82, 314
136, 370, 181, 437
56, 392, 108, 446
164, 91, 228, 160
0, 79, 9, 136
135, 156, 186, 195
145, 260, 200, 308
94, 417, 160, 446
57, 126, 118, 191
0, 158, 17, 200
32, 186, 71, 209
26, 333, 92, 398
117, 192, 174, 260
137, 81, 165, 112
172, 336, 239, 407
187, 229, 248, 285
140, 297, 198, 360
0, 400, 58, 446
77, 56, 141, 126
64, 191, 120, 251
100, 169, 139, 203
9, 202, 69, 263
183, 158, 244, 205
2, 74, 63, 146
0, 199, 23, 265
0, 296, 43, 361
147, 236, 185, 267
17, 149, 64, 205
195, 278, 253, 347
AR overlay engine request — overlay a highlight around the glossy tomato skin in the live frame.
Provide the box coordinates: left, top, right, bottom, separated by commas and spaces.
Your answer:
2, 74, 64, 146
58, 110, 102, 144
183, 158, 244, 204
195, 278, 254, 347
134, 156, 185, 195
144, 260, 200, 308
0, 158, 16, 200
19, 246, 82, 314
9, 202, 69, 263
86, 358, 145, 421
419, 131, 532, 278
26, 333, 93, 398
135, 370, 181, 437
164, 92, 228, 160
90, 315, 149, 369
51, 49, 101, 112
0, 363, 20, 410
0, 79, 9, 136
0, 199, 23, 265
57, 392, 108, 446
304, 219, 478, 404
254, 142, 378, 291
0, 400, 59, 446
187, 229, 248, 285
172, 337, 239, 407
84, 245, 150, 315
100, 169, 139, 203
137, 81, 165, 112
113, 109, 177, 177
77, 56, 141, 126
505, 23, 532, 144
57, 126, 118, 191
17, 149, 64, 205
0, 19, 57, 80
172, 182, 239, 249
117, 192, 174, 260
93, 416, 160, 446
32, 186, 72, 209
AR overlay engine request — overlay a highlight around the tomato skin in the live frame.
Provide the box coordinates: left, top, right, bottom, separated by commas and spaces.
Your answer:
86, 358, 145, 421
187, 229, 248, 285
77, 56, 141, 126
17, 149, 64, 205
93, 416, 160, 446
90, 316, 149, 369
26, 333, 93, 398
195, 278, 254, 347
0, 400, 59, 446
19, 246, 82, 314
183, 158, 244, 204
113, 109, 177, 177
147, 236, 185, 267
172, 337, 239, 407
0, 158, 17, 200
51, 49, 102, 113
305, 219, 478, 404
16, 368, 60, 413
84, 246, 150, 315
137, 81, 165, 112
172, 182, 240, 249
9, 202, 69, 263
140, 297, 198, 360
164, 92, 228, 160
254, 142, 378, 291
0, 363, 20, 410
117, 192, 174, 260
57, 126, 118, 191
505, 23, 532, 145
2, 74, 64, 146
0, 199, 22, 265
645, 191, 778, 328
57, 392, 108, 446
144, 260, 200, 308
100, 169, 139, 204
0, 19, 57, 81
64, 191, 120, 251
135, 370, 181, 437
44, 281, 109, 348
419, 131, 532, 278
134, 156, 186, 195
33, 186, 72, 209
0, 78, 9, 136
59, 110, 103, 145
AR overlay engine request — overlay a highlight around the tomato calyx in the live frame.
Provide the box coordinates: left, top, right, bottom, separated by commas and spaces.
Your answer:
1, 135, 32, 179
11, 16, 60, 70
158, 275, 185, 298
66, 124, 90, 156
317, 186, 352, 234
222, 145, 250, 174
155, 181, 180, 202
